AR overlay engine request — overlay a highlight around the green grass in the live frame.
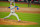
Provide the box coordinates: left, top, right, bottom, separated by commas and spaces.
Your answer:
0, 25, 40, 27
0, 2, 40, 8
0, 12, 40, 27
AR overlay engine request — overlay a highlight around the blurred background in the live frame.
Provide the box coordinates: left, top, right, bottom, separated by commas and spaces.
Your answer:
0, 0, 40, 4
0, 0, 40, 27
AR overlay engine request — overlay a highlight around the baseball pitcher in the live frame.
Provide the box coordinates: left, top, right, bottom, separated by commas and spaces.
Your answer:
4, 0, 21, 21
4, 4, 21, 21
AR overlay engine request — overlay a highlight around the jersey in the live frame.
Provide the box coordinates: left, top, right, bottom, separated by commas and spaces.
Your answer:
10, 6, 15, 13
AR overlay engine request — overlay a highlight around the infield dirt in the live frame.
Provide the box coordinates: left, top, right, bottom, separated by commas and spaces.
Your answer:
0, 18, 37, 25
0, 6, 40, 13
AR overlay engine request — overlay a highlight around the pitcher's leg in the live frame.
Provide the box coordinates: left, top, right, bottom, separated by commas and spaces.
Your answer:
4, 13, 12, 19
13, 13, 20, 21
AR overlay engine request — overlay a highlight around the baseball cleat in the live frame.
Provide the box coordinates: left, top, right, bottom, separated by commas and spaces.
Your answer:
18, 19, 21, 22
3, 18, 6, 19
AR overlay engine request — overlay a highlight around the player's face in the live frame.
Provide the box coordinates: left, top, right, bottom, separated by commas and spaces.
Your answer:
10, 5, 12, 7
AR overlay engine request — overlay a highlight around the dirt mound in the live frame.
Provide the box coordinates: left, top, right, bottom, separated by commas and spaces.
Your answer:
0, 18, 37, 25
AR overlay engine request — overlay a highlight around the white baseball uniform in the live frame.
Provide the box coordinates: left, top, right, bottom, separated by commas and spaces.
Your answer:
4, 6, 19, 21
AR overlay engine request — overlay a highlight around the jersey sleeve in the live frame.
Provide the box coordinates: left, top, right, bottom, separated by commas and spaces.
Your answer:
8, 7, 10, 8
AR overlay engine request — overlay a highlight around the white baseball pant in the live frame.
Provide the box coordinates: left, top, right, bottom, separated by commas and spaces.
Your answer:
4, 13, 19, 21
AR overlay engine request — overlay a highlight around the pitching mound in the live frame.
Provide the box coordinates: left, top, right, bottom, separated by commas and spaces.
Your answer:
0, 18, 37, 25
